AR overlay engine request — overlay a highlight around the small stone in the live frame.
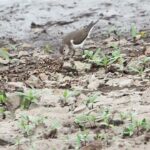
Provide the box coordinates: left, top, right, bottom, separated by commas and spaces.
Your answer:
22, 43, 32, 49
118, 78, 134, 88
18, 51, 29, 58
0, 58, 9, 64
8, 82, 25, 89
103, 36, 114, 44
6, 93, 21, 111
88, 75, 101, 90
26, 75, 41, 87
88, 81, 100, 90
62, 61, 72, 69
73, 105, 87, 114
38, 89, 60, 107
10, 58, 20, 64
74, 61, 91, 72
141, 87, 150, 105
135, 34, 142, 40
106, 77, 133, 88
39, 73, 48, 81
45, 81, 57, 88
107, 38, 128, 47
0, 122, 18, 145
95, 68, 105, 79
145, 46, 150, 56
81, 140, 102, 150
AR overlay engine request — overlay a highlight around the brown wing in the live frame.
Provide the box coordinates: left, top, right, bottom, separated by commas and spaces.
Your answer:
72, 29, 89, 44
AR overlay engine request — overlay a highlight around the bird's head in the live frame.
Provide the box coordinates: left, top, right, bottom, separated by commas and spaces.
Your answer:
59, 44, 70, 56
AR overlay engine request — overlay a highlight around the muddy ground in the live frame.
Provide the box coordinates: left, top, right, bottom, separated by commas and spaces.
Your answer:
0, 0, 150, 150
0, 0, 150, 49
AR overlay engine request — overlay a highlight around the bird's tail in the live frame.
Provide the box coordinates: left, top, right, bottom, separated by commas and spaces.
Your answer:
86, 18, 100, 32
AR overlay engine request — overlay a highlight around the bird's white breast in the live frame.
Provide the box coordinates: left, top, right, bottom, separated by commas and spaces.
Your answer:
70, 39, 86, 49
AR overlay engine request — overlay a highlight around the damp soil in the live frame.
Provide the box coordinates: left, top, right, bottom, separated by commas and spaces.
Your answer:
0, 0, 150, 50
0, 0, 150, 150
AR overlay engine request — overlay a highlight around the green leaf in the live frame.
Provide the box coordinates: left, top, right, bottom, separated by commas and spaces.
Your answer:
0, 49, 9, 60
131, 24, 138, 38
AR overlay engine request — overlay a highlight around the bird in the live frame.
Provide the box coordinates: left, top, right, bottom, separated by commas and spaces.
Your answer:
59, 19, 99, 57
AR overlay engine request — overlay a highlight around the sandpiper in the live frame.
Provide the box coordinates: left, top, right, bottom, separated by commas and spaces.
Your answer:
60, 19, 99, 57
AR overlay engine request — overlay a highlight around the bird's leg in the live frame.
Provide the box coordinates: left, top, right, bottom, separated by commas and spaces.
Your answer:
68, 44, 75, 58
71, 48, 75, 57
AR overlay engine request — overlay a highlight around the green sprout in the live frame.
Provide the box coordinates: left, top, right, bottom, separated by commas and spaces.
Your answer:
0, 48, 10, 60
43, 44, 53, 54
83, 50, 94, 59
83, 49, 102, 65
119, 112, 128, 121
129, 66, 145, 76
94, 132, 108, 141
76, 130, 90, 148
110, 45, 124, 63
85, 94, 99, 109
60, 89, 72, 106
75, 114, 88, 127
17, 89, 38, 109
123, 118, 150, 137
134, 118, 150, 132
99, 54, 111, 67
101, 109, 111, 126
130, 23, 138, 41
8, 44, 18, 51
128, 56, 150, 75
75, 114, 96, 128
18, 114, 45, 137
15, 136, 22, 150
0, 91, 7, 104
123, 123, 135, 137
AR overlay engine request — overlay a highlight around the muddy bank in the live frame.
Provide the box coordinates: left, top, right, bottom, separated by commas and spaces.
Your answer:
0, 1, 150, 149
0, 0, 150, 50
0, 31, 150, 149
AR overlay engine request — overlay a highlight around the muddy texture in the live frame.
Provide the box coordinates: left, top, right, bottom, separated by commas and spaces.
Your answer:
0, 0, 150, 50
0, 31, 150, 150
0, 0, 150, 150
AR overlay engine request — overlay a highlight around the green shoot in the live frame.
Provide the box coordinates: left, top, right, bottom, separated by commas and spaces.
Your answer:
123, 123, 135, 137
123, 117, 150, 137
18, 114, 45, 137
15, 136, 21, 150
8, 44, 18, 51
85, 94, 99, 109
119, 112, 128, 121
0, 91, 7, 104
43, 44, 53, 54
17, 89, 38, 109
130, 23, 138, 41
102, 109, 111, 126
129, 66, 145, 76
99, 54, 110, 67
110, 45, 124, 63
75, 114, 96, 128
60, 89, 72, 106
0, 48, 10, 60
83, 50, 94, 59
76, 130, 89, 148
94, 133, 107, 141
